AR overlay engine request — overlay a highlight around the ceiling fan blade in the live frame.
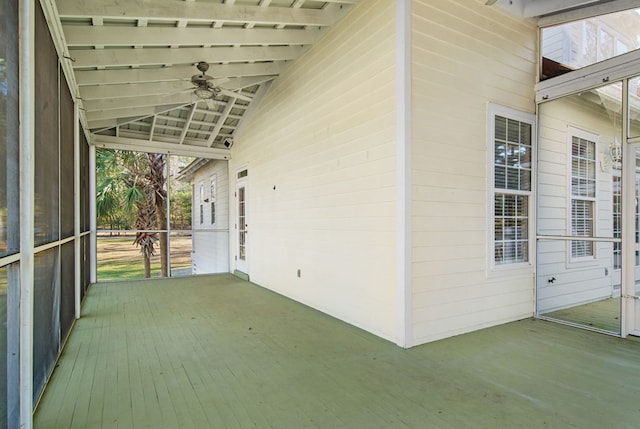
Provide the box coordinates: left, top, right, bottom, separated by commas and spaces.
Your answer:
218, 88, 253, 102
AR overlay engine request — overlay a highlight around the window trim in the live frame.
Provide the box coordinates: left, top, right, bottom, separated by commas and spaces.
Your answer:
487, 103, 536, 275
567, 126, 599, 263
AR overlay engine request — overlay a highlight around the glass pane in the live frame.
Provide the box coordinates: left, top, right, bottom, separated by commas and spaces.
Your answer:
495, 193, 528, 265
537, 81, 623, 335
629, 76, 640, 139
537, 238, 621, 335
541, 8, 640, 80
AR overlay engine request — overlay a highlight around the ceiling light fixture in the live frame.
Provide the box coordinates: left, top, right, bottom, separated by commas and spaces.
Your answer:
194, 87, 215, 99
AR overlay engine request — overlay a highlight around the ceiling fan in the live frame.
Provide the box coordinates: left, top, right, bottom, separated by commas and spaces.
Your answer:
191, 61, 223, 100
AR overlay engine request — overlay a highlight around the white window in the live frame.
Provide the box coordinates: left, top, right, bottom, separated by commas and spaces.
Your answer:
613, 174, 621, 269
490, 105, 534, 267
570, 131, 597, 259
210, 175, 216, 225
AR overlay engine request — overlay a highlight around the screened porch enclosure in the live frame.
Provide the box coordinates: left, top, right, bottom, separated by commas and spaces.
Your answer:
536, 75, 640, 336
95, 151, 211, 281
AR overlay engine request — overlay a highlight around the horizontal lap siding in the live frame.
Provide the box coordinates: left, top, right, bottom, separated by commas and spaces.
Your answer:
229, 0, 398, 341
191, 161, 230, 275
411, 0, 537, 345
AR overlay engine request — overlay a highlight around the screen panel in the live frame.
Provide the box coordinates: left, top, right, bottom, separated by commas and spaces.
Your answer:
34, 0, 60, 247
33, 248, 60, 404
60, 73, 74, 239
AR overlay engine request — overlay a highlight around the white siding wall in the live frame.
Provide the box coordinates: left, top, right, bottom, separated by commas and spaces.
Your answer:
537, 96, 618, 312
228, 0, 398, 341
191, 160, 230, 275
411, 0, 538, 344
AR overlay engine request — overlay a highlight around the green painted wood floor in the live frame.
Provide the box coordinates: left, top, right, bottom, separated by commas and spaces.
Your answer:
35, 274, 640, 428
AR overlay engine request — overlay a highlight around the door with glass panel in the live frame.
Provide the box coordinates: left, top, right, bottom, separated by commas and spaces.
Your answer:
235, 169, 248, 274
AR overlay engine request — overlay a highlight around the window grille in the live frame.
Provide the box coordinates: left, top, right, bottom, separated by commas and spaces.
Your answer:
570, 135, 596, 258
492, 112, 532, 265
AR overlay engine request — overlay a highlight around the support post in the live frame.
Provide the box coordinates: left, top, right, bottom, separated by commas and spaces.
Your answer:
395, 0, 412, 348
89, 144, 97, 283
74, 103, 81, 318
19, 0, 35, 425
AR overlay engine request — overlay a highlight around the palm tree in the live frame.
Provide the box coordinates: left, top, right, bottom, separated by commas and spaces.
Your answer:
96, 149, 169, 278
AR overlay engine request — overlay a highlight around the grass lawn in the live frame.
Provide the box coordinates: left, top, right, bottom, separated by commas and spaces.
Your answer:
97, 235, 192, 281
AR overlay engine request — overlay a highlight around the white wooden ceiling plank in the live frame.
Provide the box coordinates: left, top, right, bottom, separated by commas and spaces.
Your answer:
71, 45, 303, 68
57, 0, 339, 27
75, 63, 286, 85
64, 26, 320, 47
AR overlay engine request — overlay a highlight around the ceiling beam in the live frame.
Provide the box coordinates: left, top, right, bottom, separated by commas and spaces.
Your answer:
75, 62, 286, 85
208, 98, 236, 147
79, 76, 272, 100
64, 26, 320, 47
86, 102, 190, 123
538, 0, 640, 26
522, 0, 602, 17
178, 104, 198, 144
91, 134, 232, 160
57, 0, 342, 27
70, 45, 302, 68
83, 91, 226, 112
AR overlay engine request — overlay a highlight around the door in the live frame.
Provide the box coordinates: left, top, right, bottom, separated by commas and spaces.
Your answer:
235, 171, 248, 274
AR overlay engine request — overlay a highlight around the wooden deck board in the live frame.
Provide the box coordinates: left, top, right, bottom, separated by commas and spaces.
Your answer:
34, 274, 640, 428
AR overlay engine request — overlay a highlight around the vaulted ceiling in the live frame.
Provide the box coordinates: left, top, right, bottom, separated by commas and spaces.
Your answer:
41, 0, 637, 159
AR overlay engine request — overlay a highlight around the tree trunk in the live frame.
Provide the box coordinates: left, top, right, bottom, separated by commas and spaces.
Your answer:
148, 153, 168, 277
158, 205, 168, 277
143, 254, 151, 278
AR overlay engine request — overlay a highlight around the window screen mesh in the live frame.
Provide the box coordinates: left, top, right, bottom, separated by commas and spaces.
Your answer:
33, 248, 60, 405
0, 0, 20, 259
34, 2, 60, 247
60, 241, 75, 344
60, 77, 75, 239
